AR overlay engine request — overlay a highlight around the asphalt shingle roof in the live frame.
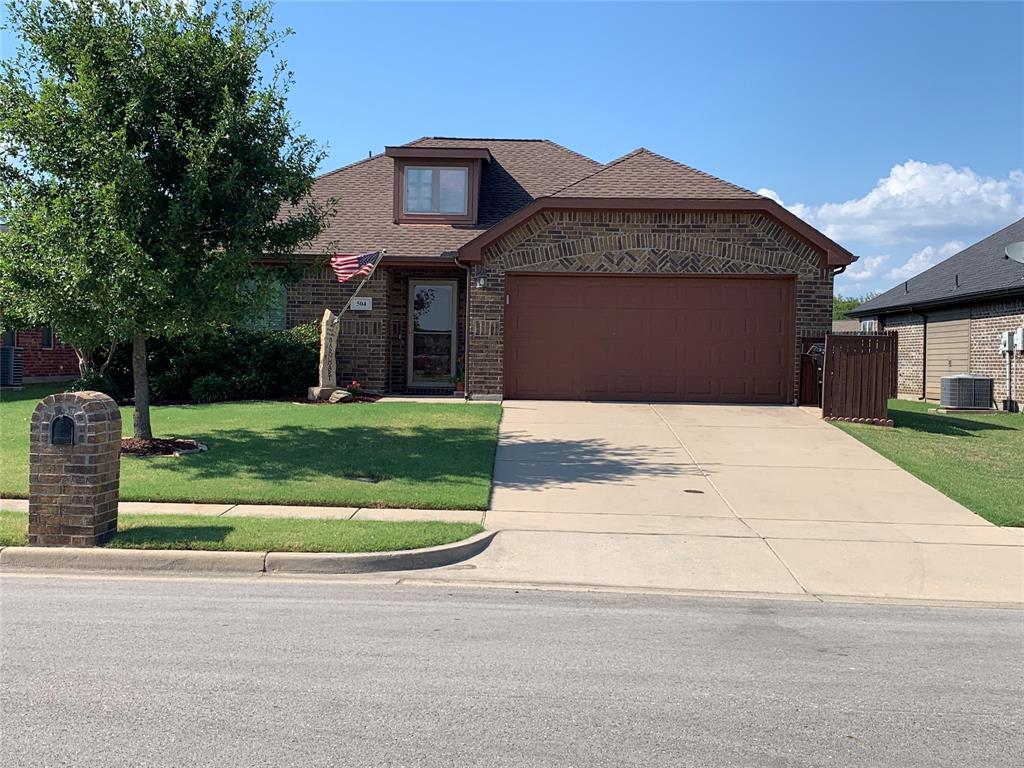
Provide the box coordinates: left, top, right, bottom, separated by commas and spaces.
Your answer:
552, 148, 763, 200
850, 217, 1024, 316
295, 137, 600, 257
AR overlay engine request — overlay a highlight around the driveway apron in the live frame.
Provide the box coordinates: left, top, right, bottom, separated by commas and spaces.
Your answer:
426, 401, 1024, 604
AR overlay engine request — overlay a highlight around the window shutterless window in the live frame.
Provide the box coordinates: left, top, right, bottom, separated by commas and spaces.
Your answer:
40, 326, 53, 349
403, 167, 468, 215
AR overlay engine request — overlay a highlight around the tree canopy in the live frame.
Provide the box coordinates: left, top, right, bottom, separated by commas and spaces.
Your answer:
0, 0, 329, 437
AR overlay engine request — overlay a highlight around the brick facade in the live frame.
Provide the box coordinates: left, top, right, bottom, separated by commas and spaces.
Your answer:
286, 265, 389, 392
6, 328, 79, 381
285, 265, 467, 393
878, 297, 1024, 409
28, 392, 121, 547
465, 210, 834, 399
883, 312, 925, 397
967, 298, 1024, 408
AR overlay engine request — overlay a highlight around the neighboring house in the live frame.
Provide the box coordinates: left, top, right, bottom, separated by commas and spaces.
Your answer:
832, 319, 862, 333
278, 137, 854, 402
0, 326, 79, 382
850, 218, 1024, 408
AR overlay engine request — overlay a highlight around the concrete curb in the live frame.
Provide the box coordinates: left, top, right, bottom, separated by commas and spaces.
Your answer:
0, 546, 265, 573
265, 531, 497, 574
0, 531, 496, 576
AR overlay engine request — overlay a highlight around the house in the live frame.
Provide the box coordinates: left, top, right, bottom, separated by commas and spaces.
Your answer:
277, 137, 854, 402
832, 319, 862, 333
850, 218, 1024, 408
0, 326, 79, 382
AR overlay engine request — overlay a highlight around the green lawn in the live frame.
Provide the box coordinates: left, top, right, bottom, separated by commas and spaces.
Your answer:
0, 510, 481, 552
834, 399, 1024, 527
0, 384, 501, 509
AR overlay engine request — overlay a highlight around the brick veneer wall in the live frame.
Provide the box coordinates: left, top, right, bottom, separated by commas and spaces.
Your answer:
881, 312, 925, 397
29, 392, 121, 547
286, 265, 389, 391
11, 328, 79, 381
968, 298, 1024, 407
466, 210, 834, 399
879, 297, 1024, 408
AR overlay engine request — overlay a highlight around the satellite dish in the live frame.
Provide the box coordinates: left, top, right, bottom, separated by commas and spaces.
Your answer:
1006, 241, 1024, 264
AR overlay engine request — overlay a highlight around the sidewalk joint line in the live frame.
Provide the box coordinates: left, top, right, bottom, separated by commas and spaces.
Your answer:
219, 505, 238, 517
649, 404, 812, 597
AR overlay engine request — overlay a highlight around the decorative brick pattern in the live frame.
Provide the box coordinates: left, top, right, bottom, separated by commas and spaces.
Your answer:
467, 210, 833, 399
28, 392, 121, 547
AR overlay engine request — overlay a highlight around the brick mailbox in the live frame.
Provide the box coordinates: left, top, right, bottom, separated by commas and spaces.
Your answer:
28, 392, 121, 547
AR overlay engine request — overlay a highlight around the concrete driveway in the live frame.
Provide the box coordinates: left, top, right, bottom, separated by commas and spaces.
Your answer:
421, 401, 1024, 604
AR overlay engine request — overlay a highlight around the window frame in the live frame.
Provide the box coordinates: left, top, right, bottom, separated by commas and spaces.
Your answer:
39, 326, 54, 350
406, 279, 458, 389
393, 159, 480, 225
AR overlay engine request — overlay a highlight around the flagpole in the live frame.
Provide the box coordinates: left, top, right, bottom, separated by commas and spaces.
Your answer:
337, 248, 386, 317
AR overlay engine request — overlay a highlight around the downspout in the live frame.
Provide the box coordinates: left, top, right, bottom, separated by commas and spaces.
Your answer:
453, 253, 471, 400
907, 307, 927, 400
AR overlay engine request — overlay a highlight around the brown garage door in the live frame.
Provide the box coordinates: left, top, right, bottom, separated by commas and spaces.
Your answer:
504, 274, 795, 402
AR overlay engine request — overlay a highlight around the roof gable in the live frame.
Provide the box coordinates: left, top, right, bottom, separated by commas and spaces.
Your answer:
552, 148, 762, 200
851, 217, 1024, 316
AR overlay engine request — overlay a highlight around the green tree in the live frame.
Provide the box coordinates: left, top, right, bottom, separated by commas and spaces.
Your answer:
0, 0, 328, 439
833, 292, 878, 320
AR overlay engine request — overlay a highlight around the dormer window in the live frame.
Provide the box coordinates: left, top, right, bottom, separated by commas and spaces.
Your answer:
385, 145, 491, 225
405, 167, 469, 215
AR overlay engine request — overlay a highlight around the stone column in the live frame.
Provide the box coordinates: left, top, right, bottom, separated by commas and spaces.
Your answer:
28, 391, 121, 547
308, 308, 342, 400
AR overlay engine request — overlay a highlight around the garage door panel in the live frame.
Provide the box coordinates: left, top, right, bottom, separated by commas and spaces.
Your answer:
504, 275, 794, 403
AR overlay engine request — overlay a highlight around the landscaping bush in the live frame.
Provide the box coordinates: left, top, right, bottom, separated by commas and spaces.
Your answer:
100, 323, 319, 404
68, 371, 122, 402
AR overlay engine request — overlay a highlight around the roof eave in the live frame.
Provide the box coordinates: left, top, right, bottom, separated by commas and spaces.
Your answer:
849, 285, 1024, 317
384, 146, 493, 163
457, 197, 855, 268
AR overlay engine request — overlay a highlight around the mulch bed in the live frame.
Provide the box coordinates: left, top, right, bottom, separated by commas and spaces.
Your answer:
121, 437, 204, 457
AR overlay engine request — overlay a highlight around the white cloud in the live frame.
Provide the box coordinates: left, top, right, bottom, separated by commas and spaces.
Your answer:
759, 161, 1024, 246
886, 240, 965, 282
842, 254, 889, 282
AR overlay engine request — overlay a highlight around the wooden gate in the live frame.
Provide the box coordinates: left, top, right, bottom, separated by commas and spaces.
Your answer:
820, 333, 896, 426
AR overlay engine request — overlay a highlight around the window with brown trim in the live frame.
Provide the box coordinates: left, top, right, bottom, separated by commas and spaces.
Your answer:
393, 159, 479, 224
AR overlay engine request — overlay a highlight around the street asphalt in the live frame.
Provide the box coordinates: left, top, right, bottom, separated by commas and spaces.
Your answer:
1, 574, 1021, 767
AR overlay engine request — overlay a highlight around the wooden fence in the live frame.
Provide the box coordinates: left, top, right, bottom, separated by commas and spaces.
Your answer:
820, 333, 896, 426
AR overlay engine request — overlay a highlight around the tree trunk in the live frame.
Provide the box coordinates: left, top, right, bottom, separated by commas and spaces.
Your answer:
73, 347, 90, 377
98, 341, 117, 376
132, 332, 153, 440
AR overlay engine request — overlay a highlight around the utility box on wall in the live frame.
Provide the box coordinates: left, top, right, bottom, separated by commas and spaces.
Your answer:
28, 392, 121, 547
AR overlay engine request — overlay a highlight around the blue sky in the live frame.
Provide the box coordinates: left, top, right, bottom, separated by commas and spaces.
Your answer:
266, 0, 1024, 295
3, 1, 1023, 295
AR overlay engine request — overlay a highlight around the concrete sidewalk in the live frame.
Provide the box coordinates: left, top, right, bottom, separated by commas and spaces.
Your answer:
0, 498, 483, 525
417, 401, 1024, 605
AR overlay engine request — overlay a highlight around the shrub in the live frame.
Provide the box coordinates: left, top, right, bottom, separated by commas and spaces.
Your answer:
68, 371, 122, 402
189, 373, 235, 404
101, 322, 319, 404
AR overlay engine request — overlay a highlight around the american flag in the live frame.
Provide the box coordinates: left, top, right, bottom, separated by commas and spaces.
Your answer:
329, 250, 382, 283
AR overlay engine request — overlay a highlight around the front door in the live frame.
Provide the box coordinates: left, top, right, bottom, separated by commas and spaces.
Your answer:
408, 280, 458, 388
